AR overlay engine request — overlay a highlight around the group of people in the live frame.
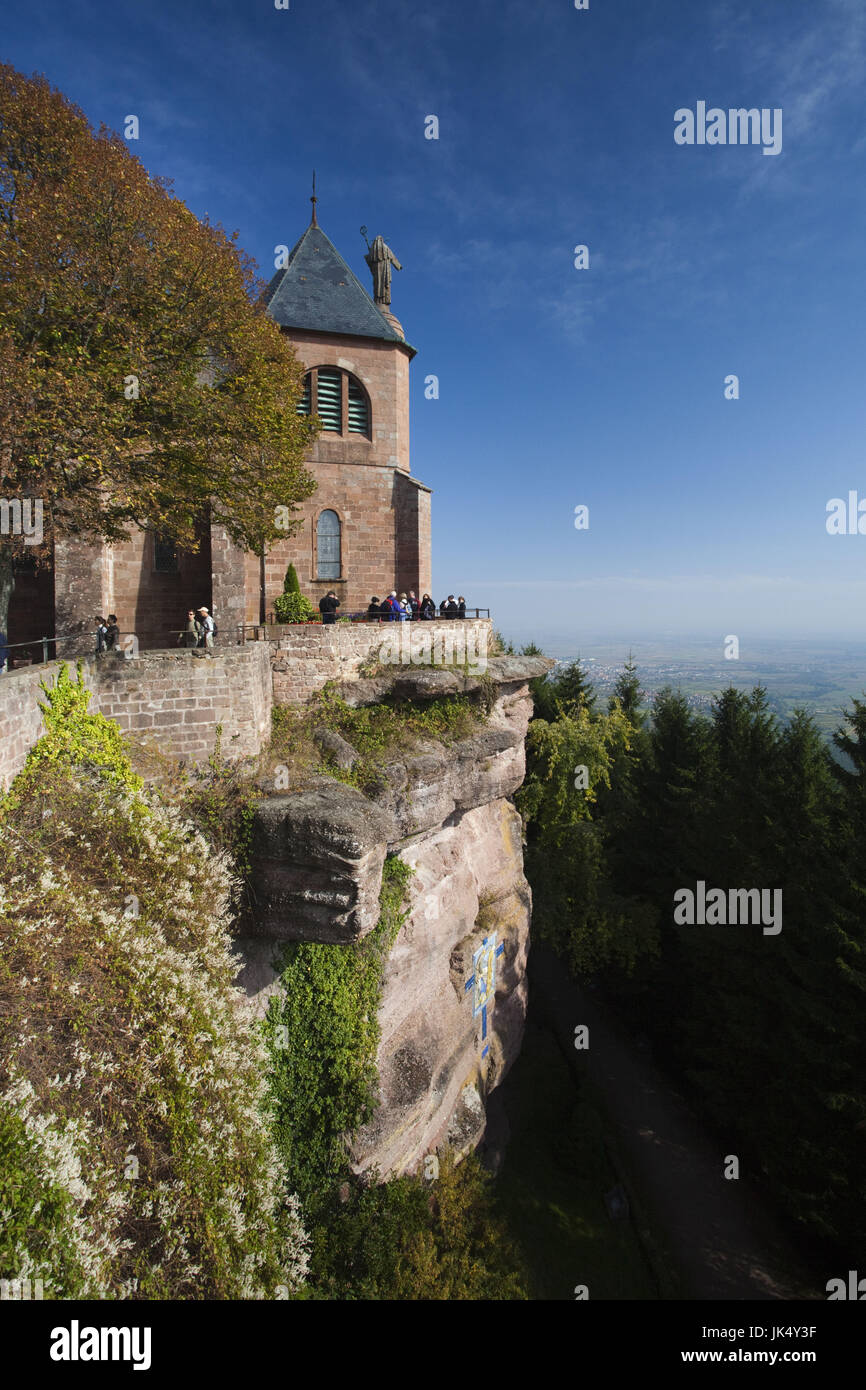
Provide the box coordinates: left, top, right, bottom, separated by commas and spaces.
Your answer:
366, 592, 468, 621
177, 607, 217, 649
93, 607, 217, 652
315, 591, 470, 624
94, 615, 120, 653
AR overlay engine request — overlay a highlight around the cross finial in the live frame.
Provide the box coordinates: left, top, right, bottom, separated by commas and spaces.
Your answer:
310, 170, 318, 226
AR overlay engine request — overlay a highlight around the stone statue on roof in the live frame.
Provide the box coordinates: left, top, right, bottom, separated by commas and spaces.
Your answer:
363, 233, 402, 307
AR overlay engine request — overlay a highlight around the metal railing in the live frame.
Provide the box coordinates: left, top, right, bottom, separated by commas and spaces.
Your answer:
237, 608, 491, 642
0, 632, 140, 669
1, 611, 493, 664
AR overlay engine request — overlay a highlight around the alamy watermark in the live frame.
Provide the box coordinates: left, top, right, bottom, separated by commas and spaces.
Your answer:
0, 497, 43, 545
826, 1270, 866, 1299
1, 1275, 44, 1300
674, 881, 782, 935
826, 492, 866, 534
377, 624, 488, 675
49, 1323, 151, 1371
674, 103, 782, 157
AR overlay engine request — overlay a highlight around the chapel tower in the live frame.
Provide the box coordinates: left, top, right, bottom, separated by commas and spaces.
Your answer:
255, 197, 432, 619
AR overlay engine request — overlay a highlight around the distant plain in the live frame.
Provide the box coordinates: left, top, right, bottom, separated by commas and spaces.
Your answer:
500, 631, 866, 740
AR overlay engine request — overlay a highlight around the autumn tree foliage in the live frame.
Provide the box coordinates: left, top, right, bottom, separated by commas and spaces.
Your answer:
0, 64, 316, 630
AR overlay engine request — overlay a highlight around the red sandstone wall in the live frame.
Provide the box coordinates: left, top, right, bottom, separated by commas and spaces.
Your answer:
0, 645, 273, 790
107, 524, 211, 649
53, 527, 211, 653
268, 619, 492, 704
261, 462, 412, 617
0, 624, 493, 788
34, 325, 432, 643
286, 329, 412, 474
254, 327, 430, 616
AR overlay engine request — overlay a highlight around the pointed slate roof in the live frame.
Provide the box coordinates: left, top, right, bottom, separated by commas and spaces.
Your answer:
263, 223, 414, 355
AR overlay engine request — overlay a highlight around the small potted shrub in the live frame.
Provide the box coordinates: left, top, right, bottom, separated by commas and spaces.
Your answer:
273, 563, 316, 624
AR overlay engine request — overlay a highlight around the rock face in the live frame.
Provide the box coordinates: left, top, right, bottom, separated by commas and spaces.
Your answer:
352, 797, 531, 1175
248, 783, 393, 944
235, 654, 552, 1177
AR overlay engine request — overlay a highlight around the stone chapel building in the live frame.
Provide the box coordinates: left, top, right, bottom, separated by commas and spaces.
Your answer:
6, 203, 432, 653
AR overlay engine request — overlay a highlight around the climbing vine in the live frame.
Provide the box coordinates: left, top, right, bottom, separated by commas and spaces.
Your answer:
264, 855, 413, 1207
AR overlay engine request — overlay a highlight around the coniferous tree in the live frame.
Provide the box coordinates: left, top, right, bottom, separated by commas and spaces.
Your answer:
520, 675, 866, 1254
608, 653, 643, 725
532, 657, 597, 723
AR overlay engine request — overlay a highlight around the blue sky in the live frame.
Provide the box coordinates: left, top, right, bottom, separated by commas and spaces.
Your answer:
4, 0, 866, 649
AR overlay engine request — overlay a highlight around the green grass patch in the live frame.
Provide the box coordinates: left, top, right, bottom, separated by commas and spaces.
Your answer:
268, 687, 481, 795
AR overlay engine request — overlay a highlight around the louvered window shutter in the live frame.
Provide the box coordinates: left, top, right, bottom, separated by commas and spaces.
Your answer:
347, 376, 369, 435
296, 373, 311, 416
315, 368, 342, 432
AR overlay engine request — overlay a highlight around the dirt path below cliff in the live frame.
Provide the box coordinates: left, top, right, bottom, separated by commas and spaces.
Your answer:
528, 943, 820, 1301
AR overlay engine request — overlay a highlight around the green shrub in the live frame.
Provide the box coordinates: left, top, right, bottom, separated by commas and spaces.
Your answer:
263, 688, 484, 796
1, 663, 140, 813
273, 562, 315, 622
309, 1148, 528, 1300
274, 590, 316, 624
311, 689, 479, 791
176, 726, 260, 886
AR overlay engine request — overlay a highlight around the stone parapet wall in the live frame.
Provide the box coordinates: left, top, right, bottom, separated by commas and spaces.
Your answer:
0, 624, 500, 789
0, 645, 273, 789
0, 662, 61, 791
267, 618, 493, 704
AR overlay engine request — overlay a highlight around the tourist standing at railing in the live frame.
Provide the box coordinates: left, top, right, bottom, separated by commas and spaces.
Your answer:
397, 592, 411, 621
385, 591, 401, 621
439, 595, 458, 619
94, 617, 108, 654
319, 591, 340, 625
178, 610, 201, 648
457, 596, 466, 619
0, 629, 7, 673
420, 593, 435, 620
197, 607, 215, 649
407, 591, 420, 620
367, 596, 381, 619
105, 614, 120, 650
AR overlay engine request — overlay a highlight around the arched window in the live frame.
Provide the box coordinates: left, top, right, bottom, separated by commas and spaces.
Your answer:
296, 368, 370, 437
317, 509, 341, 580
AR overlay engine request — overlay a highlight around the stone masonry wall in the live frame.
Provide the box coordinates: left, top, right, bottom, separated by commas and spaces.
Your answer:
0, 623, 492, 788
0, 645, 273, 789
267, 618, 492, 704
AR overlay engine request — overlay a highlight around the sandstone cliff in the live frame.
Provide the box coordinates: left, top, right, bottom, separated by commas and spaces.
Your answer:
235, 655, 551, 1178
